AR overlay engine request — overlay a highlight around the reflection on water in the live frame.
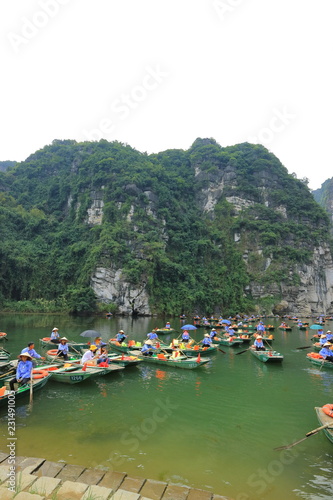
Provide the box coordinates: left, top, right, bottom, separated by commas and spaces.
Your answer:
0, 314, 333, 499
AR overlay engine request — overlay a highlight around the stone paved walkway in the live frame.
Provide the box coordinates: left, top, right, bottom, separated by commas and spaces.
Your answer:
0, 452, 231, 499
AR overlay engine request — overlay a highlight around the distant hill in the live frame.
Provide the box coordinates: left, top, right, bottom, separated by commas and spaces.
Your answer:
0, 160, 16, 172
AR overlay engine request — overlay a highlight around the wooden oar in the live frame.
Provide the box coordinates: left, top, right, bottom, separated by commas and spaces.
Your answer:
274, 422, 333, 450
0, 346, 11, 355
0, 368, 15, 379
235, 347, 252, 355
29, 372, 33, 405
296, 346, 312, 350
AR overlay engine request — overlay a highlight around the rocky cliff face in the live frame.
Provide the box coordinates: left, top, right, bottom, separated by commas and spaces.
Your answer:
86, 153, 333, 315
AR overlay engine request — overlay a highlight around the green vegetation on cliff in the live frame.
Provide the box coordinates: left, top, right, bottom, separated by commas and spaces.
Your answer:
0, 138, 330, 315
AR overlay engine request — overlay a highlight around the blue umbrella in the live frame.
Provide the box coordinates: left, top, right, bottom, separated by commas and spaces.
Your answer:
221, 319, 231, 325
310, 324, 324, 330
181, 324, 197, 330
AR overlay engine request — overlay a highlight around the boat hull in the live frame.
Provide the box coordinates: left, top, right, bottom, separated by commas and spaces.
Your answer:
315, 407, 333, 444
250, 348, 283, 363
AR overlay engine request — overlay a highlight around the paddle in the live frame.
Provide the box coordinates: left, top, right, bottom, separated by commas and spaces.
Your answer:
235, 347, 252, 355
29, 371, 33, 405
0, 368, 16, 379
274, 422, 333, 451
296, 346, 312, 350
0, 347, 11, 355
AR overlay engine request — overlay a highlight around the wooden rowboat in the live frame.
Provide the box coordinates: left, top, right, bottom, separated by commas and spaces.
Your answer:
307, 353, 333, 370
152, 328, 177, 335
41, 364, 94, 384
39, 337, 89, 352
314, 406, 333, 444
158, 343, 217, 357
0, 332, 8, 341
212, 337, 243, 347
0, 371, 51, 408
138, 353, 210, 369
249, 347, 283, 363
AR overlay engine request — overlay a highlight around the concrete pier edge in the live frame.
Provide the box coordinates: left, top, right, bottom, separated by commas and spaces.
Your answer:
0, 451, 231, 499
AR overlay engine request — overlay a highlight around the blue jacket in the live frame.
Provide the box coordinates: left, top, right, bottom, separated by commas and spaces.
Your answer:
21, 347, 41, 359
16, 360, 33, 379
319, 347, 333, 358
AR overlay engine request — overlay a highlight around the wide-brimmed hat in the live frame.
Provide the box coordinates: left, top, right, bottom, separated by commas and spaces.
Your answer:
18, 353, 33, 360
90, 345, 98, 351
52, 328, 59, 331
60, 337, 68, 341
204, 333, 210, 337
256, 335, 263, 339
324, 342, 332, 347
326, 330, 332, 333
118, 330, 125, 333
145, 340, 153, 345
320, 334, 327, 338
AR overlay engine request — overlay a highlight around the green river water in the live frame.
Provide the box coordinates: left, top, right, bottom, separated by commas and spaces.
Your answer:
0, 314, 332, 500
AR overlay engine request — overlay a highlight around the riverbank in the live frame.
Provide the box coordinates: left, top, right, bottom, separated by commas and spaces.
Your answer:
0, 452, 229, 499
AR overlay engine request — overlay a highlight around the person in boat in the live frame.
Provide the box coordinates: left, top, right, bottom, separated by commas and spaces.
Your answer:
201, 334, 212, 348
319, 334, 327, 345
253, 335, 265, 351
171, 346, 181, 359
81, 345, 98, 365
279, 322, 288, 328
21, 342, 45, 367
319, 343, 333, 362
50, 327, 60, 344
326, 330, 333, 343
147, 331, 159, 342
256, 321, 265, 332
210, 328, 218, 340
165, 322, 171, 329
56, 337, 69, 361
91, 336, 107, 351
141, 339, 156, 356
182, 330, 190, 342
97, 347, 110, 366
115, 330, 127, 344
9, 353, 33, 391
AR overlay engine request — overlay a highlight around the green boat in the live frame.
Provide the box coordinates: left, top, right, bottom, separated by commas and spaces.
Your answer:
41, 364, 95, 384
249, 347, 283, 363
212, 337, 243, 347
44, 353, 125, 376
0, 372, 51, 408
0, 349, 10, 362
39, 337, 89, 353
158, 343, 217, 357
314, 406, 333, 444
139, 353, 210, 369
151, 328, 177, 335
306, 353, 333, 370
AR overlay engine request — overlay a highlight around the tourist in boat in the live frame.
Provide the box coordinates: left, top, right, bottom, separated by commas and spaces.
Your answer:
141, 339, 156, 356
319, 343, 333, 362
21, 342, 45, 367
97, 347, 110, 366
81, 345, 98, 365
9, 353, 33, 391
91, 336, 107, 351
50, 327, 60, 344
56, 337, 69, 361
182, 330, 190, 342
171, 346, 181, 359
253, 335, 265, 351
115, 330, 127, 344
201, 334, 212, 348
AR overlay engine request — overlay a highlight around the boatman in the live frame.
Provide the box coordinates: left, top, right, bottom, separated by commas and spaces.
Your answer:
50, 328, 60, 344
21, 342, 45, 367
319, 334, 327, 345
253, 335, 265, 351
201, 334, 212, 348
115, 330, 127, 344
182, 330, 190, 342
9, 353, 33, 391
319, 342, 333, 362
165, 322, 171, 329
56, 337, 69, 361
210, 328, 218, 339
141, 339, 156, 356
325, 330, 333, 343
147, 331, 159, 342
256, 321, 265, 332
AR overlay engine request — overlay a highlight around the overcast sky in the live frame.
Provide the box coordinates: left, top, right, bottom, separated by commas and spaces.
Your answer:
1, 0, 332, 190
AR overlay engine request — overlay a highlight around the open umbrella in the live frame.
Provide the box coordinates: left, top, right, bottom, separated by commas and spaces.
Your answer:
221, 319, 231, 325
181, 324, 197, 330
80, 329, 101, 337
310, 324, 324, 330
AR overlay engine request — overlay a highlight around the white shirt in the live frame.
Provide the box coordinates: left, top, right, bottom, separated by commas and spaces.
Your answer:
81, 351, 96, 364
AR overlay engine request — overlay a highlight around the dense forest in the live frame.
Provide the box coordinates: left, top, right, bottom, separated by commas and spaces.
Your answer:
0, 138, 330, 316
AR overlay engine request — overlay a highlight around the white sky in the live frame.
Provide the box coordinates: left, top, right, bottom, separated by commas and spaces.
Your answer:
1, 0, 332, 190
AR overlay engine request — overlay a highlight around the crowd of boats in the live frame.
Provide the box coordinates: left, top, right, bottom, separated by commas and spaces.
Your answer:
0, 314, 333, 444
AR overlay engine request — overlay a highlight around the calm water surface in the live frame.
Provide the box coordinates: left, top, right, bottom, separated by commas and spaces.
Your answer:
0, 314, 333, 500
